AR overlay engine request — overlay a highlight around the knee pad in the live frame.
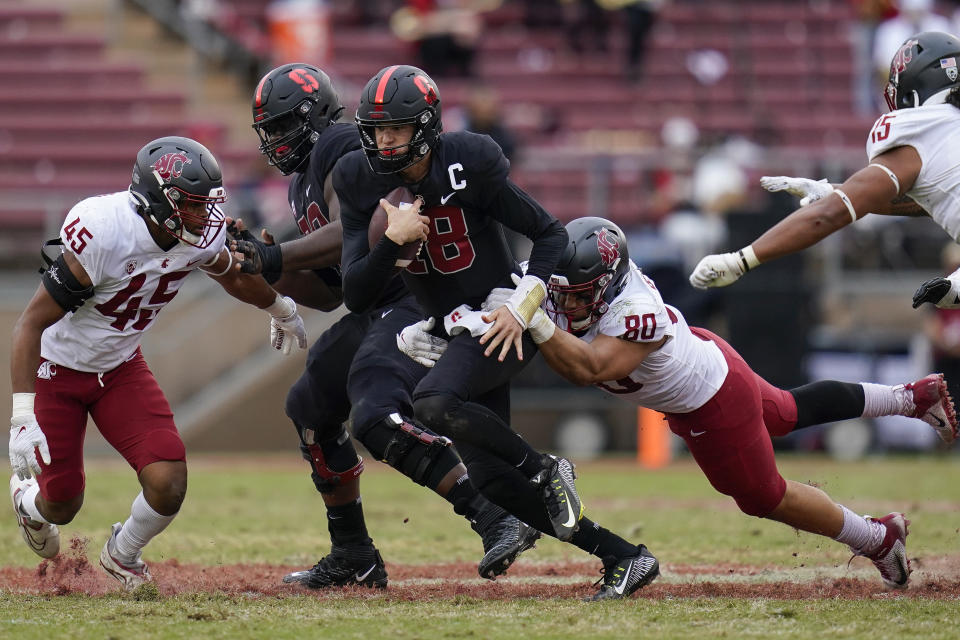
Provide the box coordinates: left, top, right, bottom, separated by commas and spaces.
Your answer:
298, 425, 363, 494
357, 413, 456, 487
413, 394, 464, 439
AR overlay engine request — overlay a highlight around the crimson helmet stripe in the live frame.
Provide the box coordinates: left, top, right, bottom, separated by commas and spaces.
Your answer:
374, 65, 401, 104
254, 73, 270, 108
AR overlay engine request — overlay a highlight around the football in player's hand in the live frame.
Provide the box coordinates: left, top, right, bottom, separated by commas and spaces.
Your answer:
368, 186, 424, 269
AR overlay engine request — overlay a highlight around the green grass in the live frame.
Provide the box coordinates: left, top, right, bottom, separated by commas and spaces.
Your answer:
1, 454, 959, 638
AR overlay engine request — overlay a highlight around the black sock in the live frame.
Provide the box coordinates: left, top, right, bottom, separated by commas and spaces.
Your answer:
791, 381, 865, 429
569, 516, 638, 560
326, 498, 371, 547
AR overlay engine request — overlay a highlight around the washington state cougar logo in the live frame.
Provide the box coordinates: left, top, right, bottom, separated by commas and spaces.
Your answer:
597, 229, 620, 267
151, 152, 192, 182
890, 39, 919, 77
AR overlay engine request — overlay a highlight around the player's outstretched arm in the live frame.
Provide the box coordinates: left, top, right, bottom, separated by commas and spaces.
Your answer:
690, 146, 920, 290
537, 325, 664, 387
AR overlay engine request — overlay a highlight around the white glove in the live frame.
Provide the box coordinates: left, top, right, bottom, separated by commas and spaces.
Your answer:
397, 317, 448, 367
760, 176, 834, 207
266, 294, 308, 355
689, 247, 759, 290
10, 394, 50, 480
482, 286, 514, 311
503, 274, 546, 328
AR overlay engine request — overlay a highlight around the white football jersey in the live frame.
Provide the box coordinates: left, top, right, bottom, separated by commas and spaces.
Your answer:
41, 191, 226, 372
553, 262, 728, 413
866, 103, 960, 241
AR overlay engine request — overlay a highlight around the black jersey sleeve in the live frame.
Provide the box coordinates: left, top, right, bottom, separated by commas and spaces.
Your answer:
487, 179, 567, 283
335, 159, 406, 312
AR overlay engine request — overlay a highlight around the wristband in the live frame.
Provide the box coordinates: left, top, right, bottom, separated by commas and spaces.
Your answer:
12, 392, 35, 416
832, 188, 858, 224
260, 243, 284, 274
264, 293, 295, 318
738, 245, 760, 272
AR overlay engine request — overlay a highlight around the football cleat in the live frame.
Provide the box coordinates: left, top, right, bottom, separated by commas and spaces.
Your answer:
901, 373, 958, 444
588, 544, 660, 601
531, 455, 583, 541
282, 544, 387, 589
477, 513, 541, 580
10, 474, 59, 558
851, 512, 911, 590
100, 522, 153, 591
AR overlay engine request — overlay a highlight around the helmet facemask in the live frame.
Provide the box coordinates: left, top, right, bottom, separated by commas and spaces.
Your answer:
155, 181, 226, 248
254, 100, 323, 175
547, 272, 613, 335
358, 109, 436, 174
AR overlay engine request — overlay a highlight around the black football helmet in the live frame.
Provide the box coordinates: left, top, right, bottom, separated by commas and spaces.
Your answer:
355, 64, 442, 174
129, 136, 226, 248
548, 217, 631, 334
885, 31, 960, 111
252, 63, 343, 175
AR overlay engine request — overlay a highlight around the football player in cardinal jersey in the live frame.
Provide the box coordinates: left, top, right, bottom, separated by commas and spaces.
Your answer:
240, 63, 539, 588
690, 31, 960, 311
338, 65, 660, 599
8, 136, 308, 590
403, 217, 957, 595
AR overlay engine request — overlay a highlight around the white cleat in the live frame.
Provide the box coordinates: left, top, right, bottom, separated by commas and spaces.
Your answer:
99, 522, 152, 591
9, 474, 59, 558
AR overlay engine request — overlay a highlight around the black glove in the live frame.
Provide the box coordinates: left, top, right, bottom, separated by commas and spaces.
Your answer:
912, 277, 953, 309
227, 220, 283, 282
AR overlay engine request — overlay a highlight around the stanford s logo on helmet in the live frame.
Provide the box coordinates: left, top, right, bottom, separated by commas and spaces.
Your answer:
129, 136, 226, 249
355, 65, 443, 174
548, 217, 631, 335
885, 31, 960, 111
252, 63, 343, 175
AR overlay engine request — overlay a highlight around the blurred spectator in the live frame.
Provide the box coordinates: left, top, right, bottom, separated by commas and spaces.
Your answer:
623, 0, 665, 83
392, 1, 482, 78
873, 0, 951, 82
560, 0, 611, 54
849, 0, 898, 115
462, 85, 518, 161
924, 242, 960, 405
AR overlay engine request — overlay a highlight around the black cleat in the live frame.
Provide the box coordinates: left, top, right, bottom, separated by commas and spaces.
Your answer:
282, 545, 388, 589
588, 544, 660, 601
531, 455, 583, 541
477, 514, 541, 580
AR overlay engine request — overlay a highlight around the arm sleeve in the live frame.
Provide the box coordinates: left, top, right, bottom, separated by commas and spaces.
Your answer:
336, 172, 405, 312
487, 180, 567, 282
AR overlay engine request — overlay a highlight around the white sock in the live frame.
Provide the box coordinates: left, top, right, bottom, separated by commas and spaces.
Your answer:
833, 505, 884, 554
113, 492, 176, 563
18, 483, 49, 524
860, 383, 906, 418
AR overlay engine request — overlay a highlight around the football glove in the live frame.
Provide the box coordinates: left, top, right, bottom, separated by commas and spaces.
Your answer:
913, 276, 960, 309
10, 394, 50, 480
760, 175, 834, 207
689, 247, 759, 290
397, 317, 448, 367
266, 295, 308, 355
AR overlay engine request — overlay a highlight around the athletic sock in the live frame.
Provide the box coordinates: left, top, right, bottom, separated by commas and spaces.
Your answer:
18, 482, 49, 524
114, 491, 176, 564
327, 497, 372, 547
568, 516, 637, 559
833, 505, 885, 554
861, 383, 904, 418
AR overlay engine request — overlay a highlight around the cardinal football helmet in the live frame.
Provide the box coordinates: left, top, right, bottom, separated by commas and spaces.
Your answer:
355, 65, 442, 174
548, 217, 631, 334
129, 136, 226, 248
885, 31, 960, 111
252, 63, 343, 175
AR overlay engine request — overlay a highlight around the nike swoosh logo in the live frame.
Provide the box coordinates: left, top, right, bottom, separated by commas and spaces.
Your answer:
381, 308, 393, 318
930, 414, 946, 428
186, 258, 203, 267
562, 491, 577, 528
440, 192, 455, 205
355, 564, 377, 582
615, 559, 633, 594
690, 429, 706, 437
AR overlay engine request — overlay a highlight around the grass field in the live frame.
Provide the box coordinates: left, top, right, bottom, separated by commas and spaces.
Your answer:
1, 453, 958, 639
